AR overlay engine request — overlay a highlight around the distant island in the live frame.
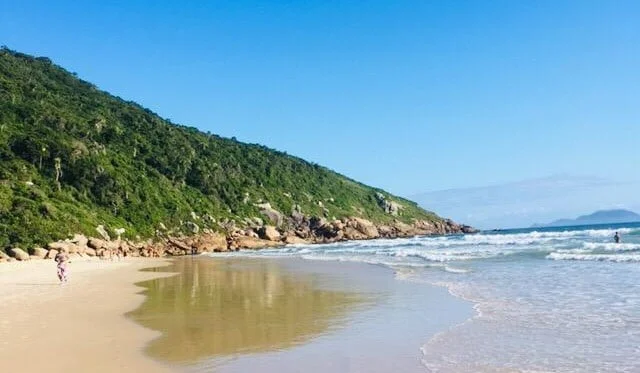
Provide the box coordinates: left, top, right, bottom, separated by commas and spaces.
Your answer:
532, 209, 640, 228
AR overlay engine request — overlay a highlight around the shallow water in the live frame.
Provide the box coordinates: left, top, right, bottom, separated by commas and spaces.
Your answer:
129, 258, 366, 365
130, 257, 471, 372
219, 222, 640, 372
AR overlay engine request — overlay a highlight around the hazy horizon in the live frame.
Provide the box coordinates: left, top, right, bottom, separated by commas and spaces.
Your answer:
411, 174, 640, 229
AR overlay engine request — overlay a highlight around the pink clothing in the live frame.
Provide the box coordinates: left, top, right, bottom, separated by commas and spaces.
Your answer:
55, 253, 69, 282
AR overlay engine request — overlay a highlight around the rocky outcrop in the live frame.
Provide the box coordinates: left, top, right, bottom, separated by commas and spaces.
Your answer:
1, 208, 474, 264
258, 226, 281, 241
234, 236, 283, 250
283, 235, 311, 245
256, 203, 284, 226
0, 250, 11, 261
29, 247, 48, 258
8, 248, 29, 261
375, 192, 404, 216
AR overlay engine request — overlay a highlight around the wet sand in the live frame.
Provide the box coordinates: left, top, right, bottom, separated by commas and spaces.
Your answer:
0, 258, 174, 373
1, 256, 472, 373
131, 257, 473, 373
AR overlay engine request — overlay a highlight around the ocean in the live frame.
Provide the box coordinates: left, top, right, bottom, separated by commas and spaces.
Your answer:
218, 222, 640, 372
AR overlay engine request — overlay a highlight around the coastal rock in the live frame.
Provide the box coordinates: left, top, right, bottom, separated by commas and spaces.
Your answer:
413, 220, 436, 234
258, 226, 281, 241
309, 216, 328, 230
84, 248, 97, 257
190, 232, 227, 253
185, 221, 200, 234
342, 227, 367, 240
96, 225, 110, 241
29, 247, 48, 258
351, 218, 379, 238
283, 235, 310, 245
377, 225, 394, 237
462, 225, 478, 234
246, 229, 260, 238
47, 241, 80, 254
8, 248, 29, 261
87, 238, 108, 250
70, 234, 89, 248
0, 250, 10, 260
235, 236, 283, 250
375, 192, 404, 216
256, 203, 284, 226
392, 220, 418, 237
45, 249, 59, 259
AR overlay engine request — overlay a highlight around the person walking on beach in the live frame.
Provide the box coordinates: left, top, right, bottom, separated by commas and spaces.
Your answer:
614, 231, 621, 244
55, 250, 70, 283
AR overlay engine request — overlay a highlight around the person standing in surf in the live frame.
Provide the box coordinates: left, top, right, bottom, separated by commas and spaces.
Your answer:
614, 231, 621, 244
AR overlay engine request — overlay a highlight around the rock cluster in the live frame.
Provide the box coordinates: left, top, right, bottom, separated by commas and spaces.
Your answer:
1, 215, 477, 261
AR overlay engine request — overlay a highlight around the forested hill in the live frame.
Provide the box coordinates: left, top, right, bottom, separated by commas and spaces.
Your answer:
0, 47, 452, 249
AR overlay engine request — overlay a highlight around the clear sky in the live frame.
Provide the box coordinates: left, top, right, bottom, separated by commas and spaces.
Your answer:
2, 1, 639, 226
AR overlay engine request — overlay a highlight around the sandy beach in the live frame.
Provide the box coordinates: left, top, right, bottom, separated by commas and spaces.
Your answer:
1, 255, 473, 373
0, 258, 175, 373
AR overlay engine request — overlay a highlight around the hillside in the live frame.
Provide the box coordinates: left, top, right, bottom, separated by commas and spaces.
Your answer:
0, 48, 467, 251
534, 209, 640, 228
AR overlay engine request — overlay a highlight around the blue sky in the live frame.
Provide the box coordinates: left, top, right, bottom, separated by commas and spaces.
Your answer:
2, 1, 639, 226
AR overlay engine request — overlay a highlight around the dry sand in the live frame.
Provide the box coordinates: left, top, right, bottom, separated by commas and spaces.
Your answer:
0, 258, 176, 373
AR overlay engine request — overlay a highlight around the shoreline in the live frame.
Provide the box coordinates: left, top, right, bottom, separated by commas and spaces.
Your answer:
1, 252, 474, 373
0, 258, 176, 373
163, 257, 473, 373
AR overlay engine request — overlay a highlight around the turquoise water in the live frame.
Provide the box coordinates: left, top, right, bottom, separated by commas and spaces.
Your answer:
213, 222, 640, 372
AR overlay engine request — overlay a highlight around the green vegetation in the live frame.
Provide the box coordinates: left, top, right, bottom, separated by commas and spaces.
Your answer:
0, 47, 442, 249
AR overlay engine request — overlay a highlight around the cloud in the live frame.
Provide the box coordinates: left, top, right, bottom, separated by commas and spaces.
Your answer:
409, 175, 640, 229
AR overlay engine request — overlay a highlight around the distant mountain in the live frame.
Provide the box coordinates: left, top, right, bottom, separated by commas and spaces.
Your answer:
533, 209, 640, 228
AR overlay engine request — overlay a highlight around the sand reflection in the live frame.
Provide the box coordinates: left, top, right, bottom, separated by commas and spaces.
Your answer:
129, 258, 364, 364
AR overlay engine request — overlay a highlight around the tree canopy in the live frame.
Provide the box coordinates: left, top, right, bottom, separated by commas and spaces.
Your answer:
0, 47, 442, 249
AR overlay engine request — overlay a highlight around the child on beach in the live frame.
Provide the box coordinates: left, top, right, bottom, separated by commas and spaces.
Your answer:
54, 250, 70, 283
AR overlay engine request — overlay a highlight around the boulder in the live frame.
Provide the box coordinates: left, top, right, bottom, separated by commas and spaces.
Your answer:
375, 192, 404, 216
47, 241, 80, 253
283, 235, 310, 245
235, 237, 283, 250
392, 220, 417, 237
258, 226, 281, 241
342, 227, 367, 240
351, 218, 379, 238
96, 225, 111, 240
8, 248, 29, 261
185, 221, 200, 234
69, 234, 89, 248
45, 249, 59, 260
88, 238, 108, 250
377, 225, 394, 237
84, 248, 97, 257
256, 202, 284, 226
29, 255, 43, 260
462, 225, 478, 234
0, 250, 10, 260
191, 232, 227, 253
29, 247, 48, 258
309, 216, 327, 230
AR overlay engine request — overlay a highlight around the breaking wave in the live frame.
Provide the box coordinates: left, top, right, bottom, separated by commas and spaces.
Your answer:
210, 226, 640, 266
